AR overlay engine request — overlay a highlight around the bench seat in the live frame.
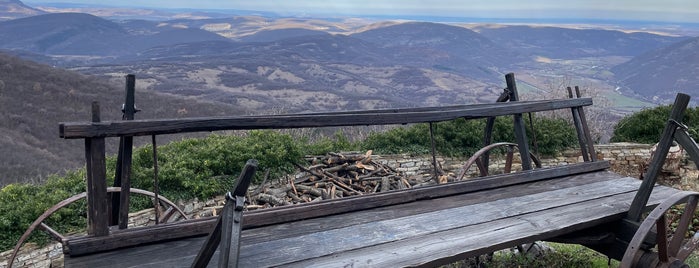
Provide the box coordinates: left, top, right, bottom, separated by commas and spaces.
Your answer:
65, 169, 680, 267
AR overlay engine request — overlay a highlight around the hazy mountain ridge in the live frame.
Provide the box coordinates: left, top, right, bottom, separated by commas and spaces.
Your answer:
612, 36, 699, 103
0, 52, 245, 186
475, 25, 687, 59
0, 12, 231, 56
352, 22, 522, 79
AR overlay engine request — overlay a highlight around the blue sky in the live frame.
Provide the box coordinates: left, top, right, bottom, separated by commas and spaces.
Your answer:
23, 0, 699, 23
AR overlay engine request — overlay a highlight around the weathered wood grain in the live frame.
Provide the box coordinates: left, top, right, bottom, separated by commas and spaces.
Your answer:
628, 93, 690, 221
241, 169, 625, 245
64, 162, 609, 256
506, 73, 532, 170
235, 178, 644, 267
65, 178, 680, 268
84, 102, 109, 236
59, 98, 592, 139
568, 87, 590, 162
285, 186, 678, 268
575, 86, 597, 161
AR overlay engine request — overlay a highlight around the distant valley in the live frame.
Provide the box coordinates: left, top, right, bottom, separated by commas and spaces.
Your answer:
2, 0, 699, 183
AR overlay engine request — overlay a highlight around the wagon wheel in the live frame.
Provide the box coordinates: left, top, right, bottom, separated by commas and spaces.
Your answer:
621, 191, 699, 268
456, 142, 542, 180
8, 187, 187, 268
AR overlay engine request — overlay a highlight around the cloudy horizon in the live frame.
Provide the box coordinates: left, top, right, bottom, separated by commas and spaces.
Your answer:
21, 0, 699, 23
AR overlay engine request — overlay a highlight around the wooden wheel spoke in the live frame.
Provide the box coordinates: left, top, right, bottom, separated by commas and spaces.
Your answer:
621, 192, 699, 268
656, 214, 669, 262
669, 196, 699, 257
677, 233, 699, 260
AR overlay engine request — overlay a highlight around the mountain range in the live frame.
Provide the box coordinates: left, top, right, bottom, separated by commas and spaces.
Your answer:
0, 52, 244, 186
612, 36, 699, 103
2, 0, 699, 183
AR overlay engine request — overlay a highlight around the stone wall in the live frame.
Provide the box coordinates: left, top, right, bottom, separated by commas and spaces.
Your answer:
4, 143, 696, 267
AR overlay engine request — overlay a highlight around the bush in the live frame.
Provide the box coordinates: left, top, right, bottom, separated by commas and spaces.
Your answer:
129, 130, 304, 203
0, 170, 86, 251
611, 105, 699, 144
360, 116, 576, 157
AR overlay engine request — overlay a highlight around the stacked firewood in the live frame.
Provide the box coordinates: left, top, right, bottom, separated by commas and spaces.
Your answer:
246, 151, 429, 210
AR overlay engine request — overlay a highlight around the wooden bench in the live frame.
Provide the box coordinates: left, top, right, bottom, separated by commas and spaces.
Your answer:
20, 73, 699, 267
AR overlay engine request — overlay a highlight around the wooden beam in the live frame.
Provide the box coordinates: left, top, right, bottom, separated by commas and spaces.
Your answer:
506, 73, 532, 170
568, 87, 590, 162
85, 102, 109, 236
575, 87, 597, 161
64, 161, 609, 256
59, 98, 592, 139
117, 75, 137, 229
627, 93, 690, 221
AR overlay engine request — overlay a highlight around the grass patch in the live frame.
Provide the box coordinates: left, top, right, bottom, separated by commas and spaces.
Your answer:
602, 91, 653, 112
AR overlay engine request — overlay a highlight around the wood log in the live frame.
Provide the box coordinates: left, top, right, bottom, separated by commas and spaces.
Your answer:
256, 193, 290, 206
295, 185, 323, 197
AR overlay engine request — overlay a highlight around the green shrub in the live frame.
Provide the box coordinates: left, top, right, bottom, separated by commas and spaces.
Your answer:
611, 105, 699, 144
129, 130, 304, 203
360, 116, 576, 157
303, 131, 358, 155
0, 170, 86, 251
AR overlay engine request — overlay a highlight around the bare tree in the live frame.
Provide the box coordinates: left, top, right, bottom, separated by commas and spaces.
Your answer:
520, 76, 615, 143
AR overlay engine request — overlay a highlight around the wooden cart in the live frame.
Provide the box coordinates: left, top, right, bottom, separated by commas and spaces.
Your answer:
9, 74, 699, 267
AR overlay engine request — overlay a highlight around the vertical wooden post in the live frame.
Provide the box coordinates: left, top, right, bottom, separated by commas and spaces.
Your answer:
627, 93, 690, 221
575, 87, 597, 161
567, 87, 590, 162
112, 74, 137, 229
85, 102, 109, 236
505, 73, 532, 170
429, 122, 440, 182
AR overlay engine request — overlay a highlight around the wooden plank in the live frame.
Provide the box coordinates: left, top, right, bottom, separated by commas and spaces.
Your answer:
63, 162, 609, 256
241, 170, 623, 245
65, 182, 679, 267
285, 186, 679, 268
506, 73, 532, 170
235, 178, 646, 267
66, 179, 677, 267
59, 98, 592, 139
64, 217, 217, 256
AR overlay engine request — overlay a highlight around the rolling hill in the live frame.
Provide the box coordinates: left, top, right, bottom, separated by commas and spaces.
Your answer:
474, 25, 687, 59
85, 28, 501, 113
0, 12, 230, 57
612, 36, 699, 103
0, 52, 245, 186
352, 22, 523, 79
0, 12, 134, 55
